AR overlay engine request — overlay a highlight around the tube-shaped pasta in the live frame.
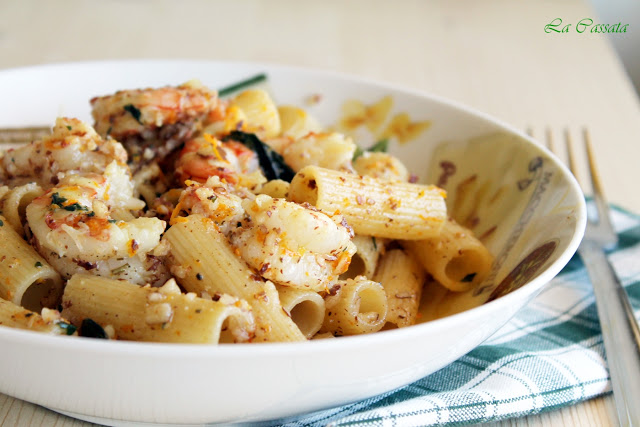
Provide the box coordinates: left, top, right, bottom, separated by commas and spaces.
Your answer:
229, 89, 281, 138
257, 179, 289, 199
163, 215, 305, 342
321, 276, 387, 336
0, 298, 76, 335
373, 248, 425, 328
282, 133, 356, 172
353, 152, 409, 182
403, 219, 493, 292
418, 279, 454, 322
277, 105, 321, 140
288, 166, 447, 239
0, 182, 44, 234
0, 217, 63, 311
62, 274, 255, 344
342, 234, 386, 279
276, 285, 325, 339
311, 332, 335, 340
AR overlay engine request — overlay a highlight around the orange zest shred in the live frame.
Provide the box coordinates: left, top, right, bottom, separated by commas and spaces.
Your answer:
224, 106, 243, 132
333, 251, 352, 274
127, 239, 138, 257
169, 199, 186, 226
203, 133, 226, 163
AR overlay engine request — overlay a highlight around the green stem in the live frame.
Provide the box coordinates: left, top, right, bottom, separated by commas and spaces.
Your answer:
218, 73, 267, 97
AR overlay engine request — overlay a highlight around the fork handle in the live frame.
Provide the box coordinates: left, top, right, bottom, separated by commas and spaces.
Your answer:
579, 240, 640, 427
0, 126, 50, 143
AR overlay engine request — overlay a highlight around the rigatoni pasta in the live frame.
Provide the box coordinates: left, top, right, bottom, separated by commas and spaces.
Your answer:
373, 248, 425, 328
276, 285, 325, 339
282, 132, 356, 172
62, 274, 255, 344
0, 298, 75, 335
403, 218, 493, 292
321, 276, 388, 336
0, 182, 44, 235
228, 89, 281, 138
342, 234, 386, 279
353, 152, 409, 182
277, 105, 321, 140
288, 165, 447, 240
0, 216, 63, 311
256, 179, 289, 199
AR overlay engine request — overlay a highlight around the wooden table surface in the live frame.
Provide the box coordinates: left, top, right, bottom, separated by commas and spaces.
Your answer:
1, 0, 638, 425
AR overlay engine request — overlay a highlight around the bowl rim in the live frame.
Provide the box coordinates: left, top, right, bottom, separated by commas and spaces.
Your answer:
0, 58, 587, 357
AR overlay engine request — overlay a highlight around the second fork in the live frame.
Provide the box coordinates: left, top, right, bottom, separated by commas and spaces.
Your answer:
544, 127, 640, 427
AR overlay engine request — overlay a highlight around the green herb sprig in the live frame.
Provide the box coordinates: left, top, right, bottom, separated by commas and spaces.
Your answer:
353, 139, 389, 160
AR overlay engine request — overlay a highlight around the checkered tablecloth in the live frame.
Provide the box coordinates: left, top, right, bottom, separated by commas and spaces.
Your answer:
269, 204, 640, 426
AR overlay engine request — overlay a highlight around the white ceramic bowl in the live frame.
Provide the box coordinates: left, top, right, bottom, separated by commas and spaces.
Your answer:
0, 60, 586, 426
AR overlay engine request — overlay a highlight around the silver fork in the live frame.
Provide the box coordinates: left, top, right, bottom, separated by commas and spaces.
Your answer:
0, 126, 50, 143
550, 128, 640, 426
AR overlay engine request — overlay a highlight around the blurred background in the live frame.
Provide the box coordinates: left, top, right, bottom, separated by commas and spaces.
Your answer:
0, 0, 639, 212
0, 0, 638, 122
0, 0, 640, 211
590, 0, 640, 93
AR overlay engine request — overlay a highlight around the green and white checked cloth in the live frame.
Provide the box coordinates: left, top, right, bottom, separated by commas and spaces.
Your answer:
272, 204, 640, 426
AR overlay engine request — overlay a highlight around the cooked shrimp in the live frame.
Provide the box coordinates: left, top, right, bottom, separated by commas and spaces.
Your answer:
26, 172, 164, 261
90, 81, 220, 165
0, 117, 127, 188
171, 176, 248, 235
230, 194, 356, 291
33, 239, 169, 287
174, 134, 262, 187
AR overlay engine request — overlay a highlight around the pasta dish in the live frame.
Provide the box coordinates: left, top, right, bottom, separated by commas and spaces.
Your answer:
0, 75, 493, 343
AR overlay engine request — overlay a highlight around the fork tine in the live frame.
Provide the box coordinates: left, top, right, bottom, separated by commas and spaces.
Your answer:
545, 128, 556, 154
583, 128, 615, 233
584, 128, 605, 200
564, 129, 581, 187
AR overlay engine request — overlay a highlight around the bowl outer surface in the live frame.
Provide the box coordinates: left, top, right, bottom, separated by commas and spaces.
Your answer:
0, 60, 586, 424
0, 287, 532, 424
